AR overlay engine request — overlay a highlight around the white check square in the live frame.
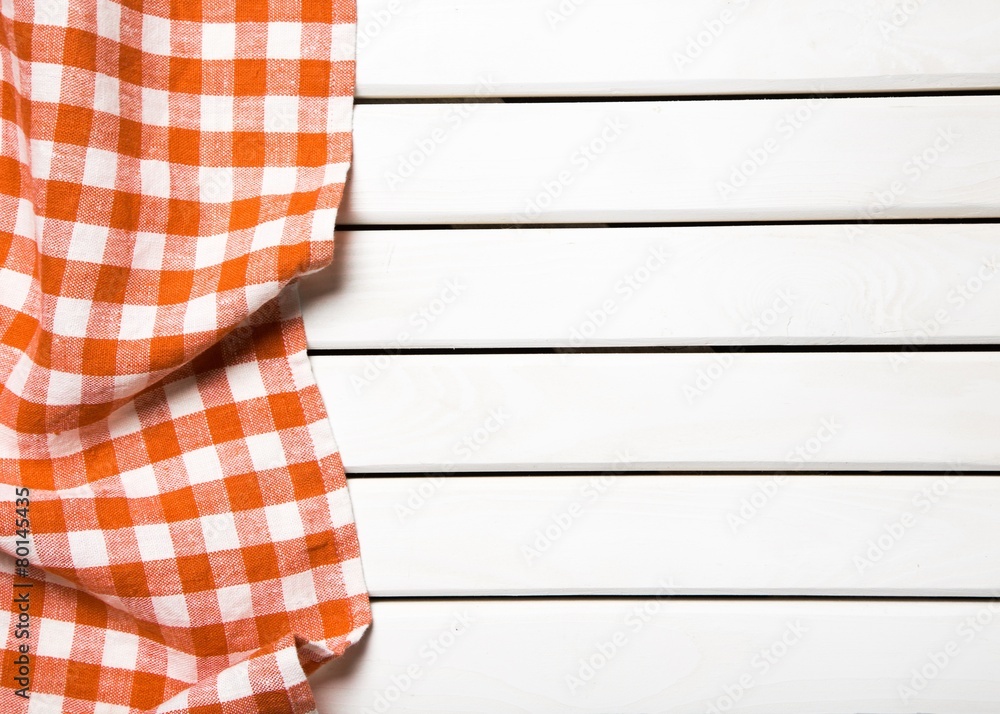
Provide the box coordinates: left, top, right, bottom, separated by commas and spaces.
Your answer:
246, 431, 286, 473
200, 94, 234, 132
95, 0, 121, 40
142, 14, 171, 55
261, 166, 297, 196
266, 23, 301, 59
150, 594, 190, 627
202, 23, 236, 60
36, 618, 74, 658
217, 660, 253, 703
67, 530, 110, 568
68, 222, 109, 263
30, 63, 63, 104
82, 147, 118, 190
51, 296, 92, 338
264, 502, 305, 543
101, 629, 140, 670
133, 523, 175, 562
94, 73, 120, 115
181, 446, 223, 486
46, 369, 84, 407
280, 570, 318, 610
182, 293, 218, 334
216, 583, 253, 622
140, 159, 171, 198
201, 512, 241, 552
119, 303, 159, 340
225, 360, 267, 402
141, 87, 170, 127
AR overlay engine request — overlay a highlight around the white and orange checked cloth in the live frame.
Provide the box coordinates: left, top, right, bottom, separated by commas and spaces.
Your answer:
0, 0, 370, 711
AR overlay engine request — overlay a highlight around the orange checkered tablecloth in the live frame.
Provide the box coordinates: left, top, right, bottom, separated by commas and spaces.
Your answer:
0, 0, 370, 711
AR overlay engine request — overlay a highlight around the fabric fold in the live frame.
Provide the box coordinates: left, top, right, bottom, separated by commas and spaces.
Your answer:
0, 0, 370, 711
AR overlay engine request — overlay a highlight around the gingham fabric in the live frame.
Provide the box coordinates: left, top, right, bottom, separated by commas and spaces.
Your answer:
0, 0, 370, 711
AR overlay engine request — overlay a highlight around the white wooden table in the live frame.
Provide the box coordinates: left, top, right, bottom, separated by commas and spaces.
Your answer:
304, 1, 1000, 710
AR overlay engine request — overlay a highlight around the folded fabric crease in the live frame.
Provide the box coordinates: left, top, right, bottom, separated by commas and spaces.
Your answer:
0, 0, 370, 711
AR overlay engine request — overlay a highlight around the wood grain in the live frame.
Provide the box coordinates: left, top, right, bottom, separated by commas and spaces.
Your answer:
301, 224, 1000, 348
311, 352, 1000, 472
354, 0, 1000, 97
312, 599, 1000, 713
341, 97, 1000, 224
347, 475, 1000, 596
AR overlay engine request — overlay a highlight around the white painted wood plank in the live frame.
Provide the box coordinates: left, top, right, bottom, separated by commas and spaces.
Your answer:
341, 97, 1000, 224
355, 0, 1000, 98
301, 225, 1000, 348
312, 599, 1000, 713
348, 475, 1000, 596
311, 352, 1000, 472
